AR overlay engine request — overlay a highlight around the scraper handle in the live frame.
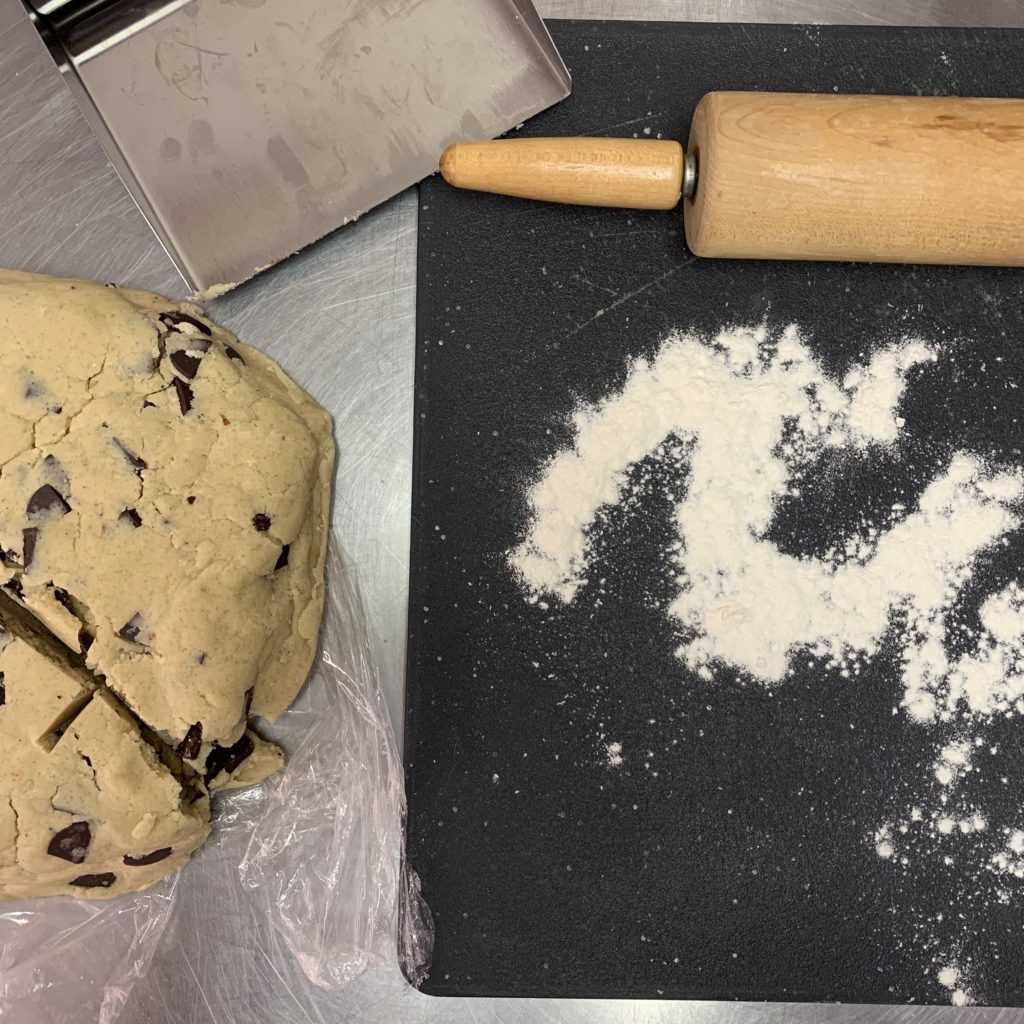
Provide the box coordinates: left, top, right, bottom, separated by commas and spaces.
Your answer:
440, 137, 687, 210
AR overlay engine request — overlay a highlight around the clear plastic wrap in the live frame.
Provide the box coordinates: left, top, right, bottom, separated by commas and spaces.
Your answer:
0, 543, 432, 1023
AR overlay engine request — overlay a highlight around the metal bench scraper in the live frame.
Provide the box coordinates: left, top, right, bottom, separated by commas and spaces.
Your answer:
25, 0, 570, 294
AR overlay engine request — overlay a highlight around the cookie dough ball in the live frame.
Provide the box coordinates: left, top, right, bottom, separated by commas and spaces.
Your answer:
0, 270, 335, 760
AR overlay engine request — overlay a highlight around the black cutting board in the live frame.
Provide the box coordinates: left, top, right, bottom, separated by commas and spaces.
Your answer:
406, 20, 1024, 1004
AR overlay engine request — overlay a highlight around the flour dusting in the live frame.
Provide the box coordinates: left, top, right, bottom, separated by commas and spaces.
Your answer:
510, 323, 1024, 1004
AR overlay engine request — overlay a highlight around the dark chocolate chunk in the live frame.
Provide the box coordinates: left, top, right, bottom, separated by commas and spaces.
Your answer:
243, 686, 254, 718
186, 496, 196, 505
82, 754, 92, 768
274, 544, 290, 571
119, 508, 143, 528
204, 733, 255, 785
4, 577, 23, 599
53, 587, 74, 611
172, 377, 193, 415
117, 613, 144, 643
170, 350, 203, 380
160, 311, 212, 336
123, 847, 173, 867
177, 721, 203, 760
224, 345, 245, 365
252, 513, 272, 532
113, 439, 147, 476
47, 821, 91, 863
21, 528, 37, 571
142, 398, 157, 410
69, 872, 116, 889
26, 485, 71, 517
78, 627, 93, 654
196, 651, 206, 665
0, 671, 5, 707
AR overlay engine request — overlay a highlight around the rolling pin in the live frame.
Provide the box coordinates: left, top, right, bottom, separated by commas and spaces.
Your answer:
439, 92, 1024, 267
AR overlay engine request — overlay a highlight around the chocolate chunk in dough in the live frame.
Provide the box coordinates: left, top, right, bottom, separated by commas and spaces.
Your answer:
119, 508, 143, 528
252, 513, 271, 532
0, 672, 5, 707
4, 578, 23, 599
123, 847, 173, 867
177, 722, 203, 760
274, 545, 290, 571
204, 733, 255, 785
160, 311, 212, 336
172, 377, 193, 415
243, 686, 254, 718
224, 345, 245, 365
26, 485, 71, 518
47, 821, 91, 864
69, 872, 117, 889
117, 614, 145, 644
113, 439, 147, 476
169, 351, 203, 380
21, 528, 37, 570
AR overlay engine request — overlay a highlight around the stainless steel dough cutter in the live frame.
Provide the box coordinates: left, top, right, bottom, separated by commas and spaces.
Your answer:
25, 0, 570, 294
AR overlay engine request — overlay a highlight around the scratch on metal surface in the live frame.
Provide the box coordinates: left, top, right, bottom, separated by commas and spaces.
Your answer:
183, 953, 217, 1020
321, 284, 414, 313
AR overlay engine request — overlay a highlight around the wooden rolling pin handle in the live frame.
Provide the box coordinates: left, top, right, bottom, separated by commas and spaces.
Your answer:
439, 137, 688, 210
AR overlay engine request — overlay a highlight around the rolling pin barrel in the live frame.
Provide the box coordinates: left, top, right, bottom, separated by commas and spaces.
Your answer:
685, 92, 1024, 266
440, 92, 1024, 267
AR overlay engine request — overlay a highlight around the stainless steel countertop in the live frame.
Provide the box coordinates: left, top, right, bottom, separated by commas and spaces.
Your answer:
3, 1, 1024, 1021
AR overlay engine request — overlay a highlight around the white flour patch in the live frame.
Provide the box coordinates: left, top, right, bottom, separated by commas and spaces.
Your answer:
510, 323, 1024, 1004
936, 962, 973, 1006
874, 824, 895, 860
511, 325, 1019, 700
934, 740, 972, 788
